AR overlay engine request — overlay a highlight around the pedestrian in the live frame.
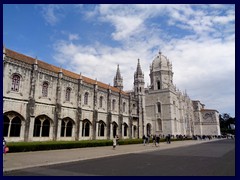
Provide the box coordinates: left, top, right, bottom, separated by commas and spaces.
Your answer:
116, 135, 119, 146
152, 134, 156, 147
156, 134, 160, 147
142, 134, 146, 145
167, 134, 171, 144
113, 135, 117, 150
3, 137, 6, 155
146, 134, 150, 144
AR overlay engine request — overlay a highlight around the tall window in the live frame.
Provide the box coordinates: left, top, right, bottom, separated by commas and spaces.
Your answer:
3, 114, 22, 137
124, 123, 128, 136
157, 102, 161, 113
61, 119, 73, 137
99, 96, 103, 108
84, 92, 89, 105
11, 74, 20, 92
112, 99, 116, 111
98, 121, 105, 137
157, 81, 161, 90
82, 120, 90, 137
123, 102, 126, 113
33, 116, 51, 137
42, 82, 48, 97
157, 119, 162, 131
65, 87, 71, 101
113, 122, 117, 138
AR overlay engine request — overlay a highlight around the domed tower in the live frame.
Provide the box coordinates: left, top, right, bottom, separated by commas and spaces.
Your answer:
113, 64, 123, 90
149, 51, 173, 90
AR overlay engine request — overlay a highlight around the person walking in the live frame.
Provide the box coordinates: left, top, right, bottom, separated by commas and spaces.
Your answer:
116, 135, 119, 146
146, 134, 150, 145
156, 134, 160, 147
142, 134, 146, 145
152, 134, 156, 147
3, 137, 6, 155
167, 134, 171, 144
113, 135, 117, 150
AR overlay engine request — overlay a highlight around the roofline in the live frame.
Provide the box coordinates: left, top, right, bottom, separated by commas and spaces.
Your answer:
5, 48, 129, 96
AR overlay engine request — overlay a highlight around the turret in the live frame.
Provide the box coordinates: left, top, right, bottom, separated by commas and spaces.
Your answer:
134, 59, 145, 96
113, 64, 123, 90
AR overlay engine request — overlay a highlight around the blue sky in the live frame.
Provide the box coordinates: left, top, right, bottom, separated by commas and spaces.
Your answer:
3, 4, 235, 116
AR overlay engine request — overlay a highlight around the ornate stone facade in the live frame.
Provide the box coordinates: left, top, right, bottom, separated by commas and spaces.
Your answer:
3, 47, 220, 142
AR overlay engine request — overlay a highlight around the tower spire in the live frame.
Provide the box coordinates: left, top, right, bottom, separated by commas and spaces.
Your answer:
134, 58, 145, 96
113, 64, 123, 90
135, 58, 143, 76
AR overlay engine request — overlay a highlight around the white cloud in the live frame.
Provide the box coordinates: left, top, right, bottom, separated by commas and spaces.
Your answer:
40, 4, 64, 25
51, 4, 235, 115
69, 33, 79, 41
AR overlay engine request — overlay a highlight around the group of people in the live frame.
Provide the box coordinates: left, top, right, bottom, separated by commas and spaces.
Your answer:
142, 134, 172, 146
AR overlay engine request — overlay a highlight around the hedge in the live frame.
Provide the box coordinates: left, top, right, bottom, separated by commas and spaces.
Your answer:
6, 138, 192, 153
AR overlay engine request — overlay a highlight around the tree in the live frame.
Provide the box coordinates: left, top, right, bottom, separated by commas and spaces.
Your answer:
219, 113, 235, 135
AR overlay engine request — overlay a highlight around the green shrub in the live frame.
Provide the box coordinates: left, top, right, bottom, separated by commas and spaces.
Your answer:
6, 138, 191, 153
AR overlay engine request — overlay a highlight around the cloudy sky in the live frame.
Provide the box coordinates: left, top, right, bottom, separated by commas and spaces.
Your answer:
3, 4, 235, 116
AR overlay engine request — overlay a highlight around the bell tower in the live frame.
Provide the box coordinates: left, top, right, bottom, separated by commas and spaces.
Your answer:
134, 59, 145, 138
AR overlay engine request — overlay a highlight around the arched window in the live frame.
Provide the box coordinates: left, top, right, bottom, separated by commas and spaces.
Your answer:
84, 92, 89, 105
157, 102, 161, 113
3, 115, 10, 137
66, 121, 73, 137
113, 122, 117, 138
82, 120, 90, 137
112, 99, 116, 111
124, 124, 128, 136
157, 118, 162, 131
33, 116, 51, 137
33, 118, 41, 137
157, 81, 161, 90
99, 96, 103, 108
98, 121, 105, 137
10, 117, 21, 137
3, 114, 22, 138
123, 102, 126, 113
61, 119, 73, 137
42, 82, 48, 97
42, 119, 50, 137
146, 123, 151, 136
11, 74, 20, 92
65, 87, 71, 101
61, 121, 65, 137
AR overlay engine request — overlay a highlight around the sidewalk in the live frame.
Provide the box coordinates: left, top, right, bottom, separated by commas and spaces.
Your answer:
3, 139, 222, 172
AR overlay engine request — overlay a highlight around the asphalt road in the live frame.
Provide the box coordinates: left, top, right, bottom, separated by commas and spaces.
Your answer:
4, 139, 235, 176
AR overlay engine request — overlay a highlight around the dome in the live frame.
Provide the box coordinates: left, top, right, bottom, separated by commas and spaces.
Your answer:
151, 52, 170, 71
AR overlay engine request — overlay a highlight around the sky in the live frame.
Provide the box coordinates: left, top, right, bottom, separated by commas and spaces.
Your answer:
3, 4, 235, 117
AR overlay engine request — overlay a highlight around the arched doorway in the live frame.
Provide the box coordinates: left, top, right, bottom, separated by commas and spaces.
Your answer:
146, 123, 151, 136
112, 122, 118, 138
